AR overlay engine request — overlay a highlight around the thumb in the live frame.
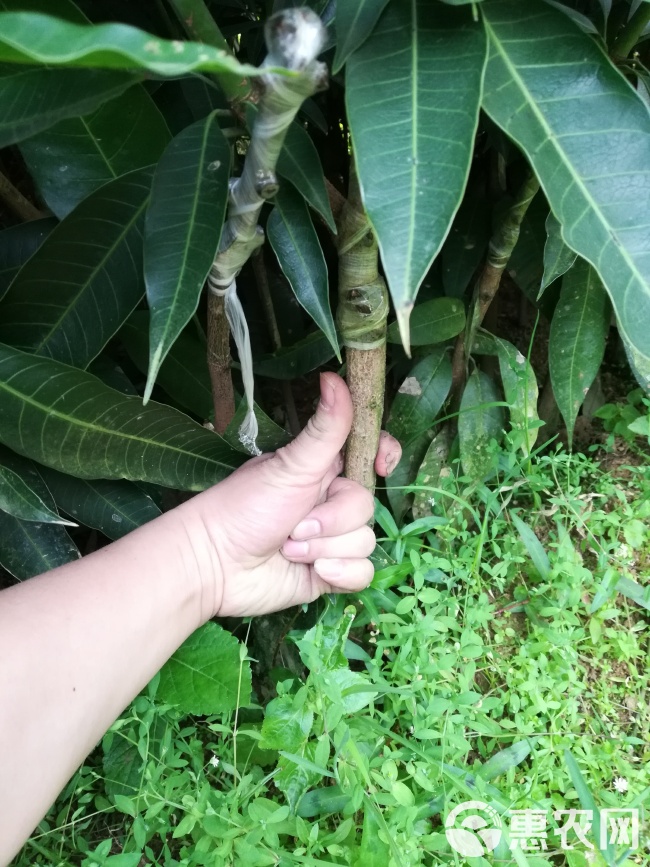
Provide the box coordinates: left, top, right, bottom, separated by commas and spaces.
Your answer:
274, 373, 353, 481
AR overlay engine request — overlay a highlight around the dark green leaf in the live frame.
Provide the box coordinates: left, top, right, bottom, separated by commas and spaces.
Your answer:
541, 212, 577, 295
157, 622, 251, 714
0, 65, 136, 148
458, 369, 504, 480
144, 113, 231, 401
386, 298, 465, 347
346, 1, 487, 344
387, 347, 452, 443
0, 344, 242, 490
441, 180, 491, 298
0, 168, 151, 368
412, 426, 452, 519
386, 347, 452, 519
275, 117, 336, 232
507, 192, 547, 304
482, 0, 650, 392
20, 85, 170, 219
0, 510, 79, 580
254, 331, 336, 380
492, 334, 539, 454
564, 750, 615, 865
333, 0, 391, 73
122, 311, 212, 418
268, 187, 338, 357
0, 12, 280, 78
0, 444, 73, 524
39, 467, 161, 540
87, 356, 138, 396
549, 260, 609, 445
225, 399, 291, 454
0, 217, 57, 300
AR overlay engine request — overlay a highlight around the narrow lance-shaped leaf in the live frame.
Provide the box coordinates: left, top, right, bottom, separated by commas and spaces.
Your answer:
386, 298, 465, 346
0, 12, 288, 78
0, 168, 152, 368
442, 179, 491, 298
268, 186, 339, 358
0, 445, 74, 525
144, 113, 231, 401
540, 212, 577, 296
0, 509, 79, 580
482, 0, 650, 391
549, 259, 610, 445
346, 1, 487, 348
333, 0, 391, 73
254, 331, 337, 380
276, 118, 336, 233
0, 65, 136, 148
458, 369, 504, 480
20, 85, 171, 219
0, 217, 57, 300
0, 344, 242, 491
39, 468, 161, 541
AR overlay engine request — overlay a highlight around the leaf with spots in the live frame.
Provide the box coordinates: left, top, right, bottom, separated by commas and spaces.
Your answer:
549, 259, 610, 446
386, 297, 466, 346
458, 369, 504, 480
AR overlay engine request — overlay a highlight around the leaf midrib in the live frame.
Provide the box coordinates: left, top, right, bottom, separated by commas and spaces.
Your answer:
483, 10, 648, 356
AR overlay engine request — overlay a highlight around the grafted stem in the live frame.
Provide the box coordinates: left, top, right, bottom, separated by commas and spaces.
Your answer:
451, 171, 539, 397
207, 9, 328, 438
337, 169, 389, 492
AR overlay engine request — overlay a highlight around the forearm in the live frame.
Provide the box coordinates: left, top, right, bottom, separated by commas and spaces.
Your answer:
0, 500, 219, 865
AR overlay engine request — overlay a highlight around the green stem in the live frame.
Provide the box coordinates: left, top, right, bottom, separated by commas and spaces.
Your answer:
611, 4, 650, 59
337, 167, 389, 493
167, 0, 251, 103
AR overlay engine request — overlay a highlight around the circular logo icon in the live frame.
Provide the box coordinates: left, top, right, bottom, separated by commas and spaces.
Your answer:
445, 800, 502, 857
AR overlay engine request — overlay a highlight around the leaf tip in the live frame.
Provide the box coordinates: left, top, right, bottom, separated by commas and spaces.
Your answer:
396, 306, 413, 358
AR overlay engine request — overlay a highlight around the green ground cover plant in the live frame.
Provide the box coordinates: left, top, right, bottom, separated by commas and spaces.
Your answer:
1, 0, 650, 863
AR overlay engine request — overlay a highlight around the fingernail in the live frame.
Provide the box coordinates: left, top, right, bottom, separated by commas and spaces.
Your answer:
283, 539, 309, 557
320, 373, 335, 409
315, 559, 342, 580
385, 452, 398, 476
292, 519, 321, 540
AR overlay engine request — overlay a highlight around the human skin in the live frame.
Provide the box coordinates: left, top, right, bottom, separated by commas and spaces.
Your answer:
0, 373, 400, 864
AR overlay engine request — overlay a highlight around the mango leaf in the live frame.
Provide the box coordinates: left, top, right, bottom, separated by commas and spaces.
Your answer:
0, 510, 79, 580
39, 467, 161, 540
87, 356, 138, 396
482, 0, 650, 392
0, 12, 283, 79
0, 217, 57, 300
346, 1, 487, 346
0, 445, 73, 525
267, 186, 339, 358
492, 334, 540, 454
386, 347, 452, 519
122, 311, 212, 418
144, 113, 231, 401
157, 622, 251, 714
0, 344, 242, 490
458, 369, 504, 480
332, 0, 391, 73
540, 212, 577, 295
549, 260, 609, 445
441, 179, 491, 298
274, 115, 336, 233
0, 65, 136, 148
254, 331, 336, 380
20, 85, 170, 219
412, 426, 452, 519
0, 168, 151, 368
225, 399, 291, 454
386, 298, 465, 347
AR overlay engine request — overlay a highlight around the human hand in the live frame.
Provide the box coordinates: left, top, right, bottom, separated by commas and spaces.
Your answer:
186, 374, 401, 618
